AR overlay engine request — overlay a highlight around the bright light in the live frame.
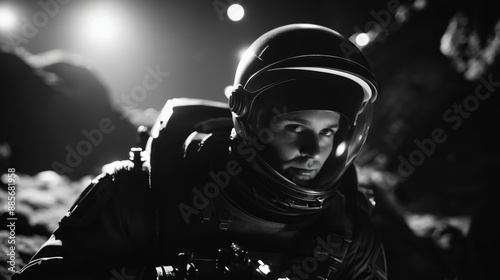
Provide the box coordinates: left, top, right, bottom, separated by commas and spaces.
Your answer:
0, 6, 18, 31
224, 85, 234, 99
355, 33, 370, 47
238, 47, 248, 59
84, 11, 120, 42
78, 3, 127, 47
227, 4, 244, 22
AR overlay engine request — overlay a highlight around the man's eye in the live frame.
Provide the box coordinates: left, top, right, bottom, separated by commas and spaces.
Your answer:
320, 129, 335, 136
286, 124, 304, 133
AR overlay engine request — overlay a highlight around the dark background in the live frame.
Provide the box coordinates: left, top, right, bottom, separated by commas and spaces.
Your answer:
1, 0, 499, 279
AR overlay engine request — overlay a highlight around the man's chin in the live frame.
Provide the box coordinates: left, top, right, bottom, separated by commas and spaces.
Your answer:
283, 168, 318, 185
290, 175, 316, 187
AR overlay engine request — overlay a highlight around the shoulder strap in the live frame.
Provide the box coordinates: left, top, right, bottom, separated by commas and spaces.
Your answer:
309, 191, 351, 279
313, 166, 359, 279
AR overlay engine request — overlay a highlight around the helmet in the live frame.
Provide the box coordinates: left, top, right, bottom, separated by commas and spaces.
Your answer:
228, 23, 378, 211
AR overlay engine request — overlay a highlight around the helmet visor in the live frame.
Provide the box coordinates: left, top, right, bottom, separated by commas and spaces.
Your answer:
244, 69, 372, 188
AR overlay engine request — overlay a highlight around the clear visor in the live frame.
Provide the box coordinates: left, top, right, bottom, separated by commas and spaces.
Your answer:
241, 69, 373, 189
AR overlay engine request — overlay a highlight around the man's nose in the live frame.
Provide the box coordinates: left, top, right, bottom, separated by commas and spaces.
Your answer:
299, 132, 321, 159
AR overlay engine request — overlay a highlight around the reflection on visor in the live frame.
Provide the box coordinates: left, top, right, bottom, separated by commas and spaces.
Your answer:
335, 141, 347, 157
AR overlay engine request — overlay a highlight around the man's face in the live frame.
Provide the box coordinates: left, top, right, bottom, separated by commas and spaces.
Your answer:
263, 110, 341, 187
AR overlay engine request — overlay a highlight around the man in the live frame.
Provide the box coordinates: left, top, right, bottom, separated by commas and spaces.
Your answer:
13, 23, 387, 280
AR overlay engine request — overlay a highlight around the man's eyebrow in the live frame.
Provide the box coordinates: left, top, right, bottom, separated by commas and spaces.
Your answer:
277, 117, 310, 125
277, 117, 340, 129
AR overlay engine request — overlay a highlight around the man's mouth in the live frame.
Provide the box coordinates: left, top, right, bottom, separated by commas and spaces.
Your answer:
289, 167, 317, 178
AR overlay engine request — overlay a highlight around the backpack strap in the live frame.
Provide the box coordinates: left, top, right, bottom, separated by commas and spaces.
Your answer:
182, 125, 234, 231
